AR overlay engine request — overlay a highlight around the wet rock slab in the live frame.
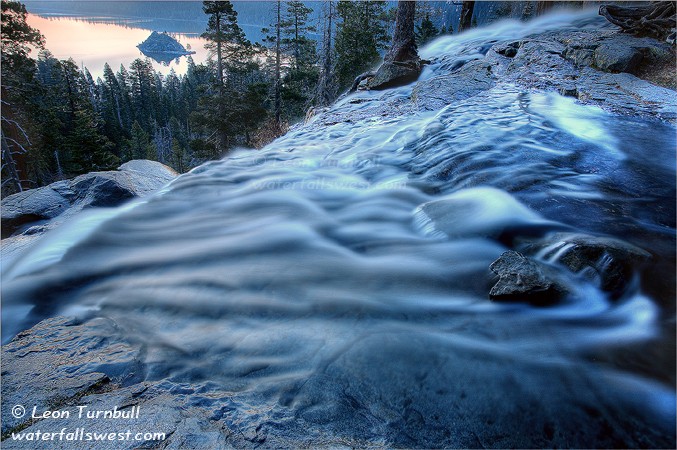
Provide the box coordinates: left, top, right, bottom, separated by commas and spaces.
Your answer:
2, 315, 675, 449
1, 317, 138, 435
0, 317, 223, 449
485, 30, 677, 121
412, 59, 496, 111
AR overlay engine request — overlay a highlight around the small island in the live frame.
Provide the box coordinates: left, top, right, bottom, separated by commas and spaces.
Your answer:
137, 31, 195, 63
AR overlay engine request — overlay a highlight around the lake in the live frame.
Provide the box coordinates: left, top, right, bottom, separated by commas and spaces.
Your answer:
26, 13, 210, 78
23, 2, 324, 79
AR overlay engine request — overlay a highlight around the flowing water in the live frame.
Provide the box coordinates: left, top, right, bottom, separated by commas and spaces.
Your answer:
2, 10, 676, 447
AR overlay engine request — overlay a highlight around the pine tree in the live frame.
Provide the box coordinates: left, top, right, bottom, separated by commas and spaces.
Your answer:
274, 0, 282, 128
278, 0, 319, 120
125, 120, 155, 161
197, 0, 253, 153
1, 0, 44, 66
490, 2, 516, 22
334, 0, 389, 90
239, 82, 268, 145
169, 137, 188, 173
415, 13, 439, 46
201, 0, 250, 86
101, 63, 125, 130
282, 1, 317, 71
129, 58, 160, 129
115, 64, 133, 129
63, 108, 118, 174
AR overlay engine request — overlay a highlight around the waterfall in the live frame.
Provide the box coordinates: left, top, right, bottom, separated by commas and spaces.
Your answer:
2, 8, 675, 448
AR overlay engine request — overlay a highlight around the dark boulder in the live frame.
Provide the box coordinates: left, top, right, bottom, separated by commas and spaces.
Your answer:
489, 251, 568, 305
367, 60, 422, 91
561, 32, 672, 77
70, 171, 138, 207
494, 41, 521, 58
593, 42, 644, 73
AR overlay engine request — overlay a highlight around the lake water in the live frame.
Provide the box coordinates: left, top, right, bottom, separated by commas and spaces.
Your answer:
26, 14, 210, 78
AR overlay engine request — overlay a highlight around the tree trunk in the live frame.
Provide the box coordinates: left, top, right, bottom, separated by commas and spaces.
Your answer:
365, 0, 421, 90
54, 149, 64, 180
294, 14, 300, 70
318, 0, 334, 105
216, 11, 223, 86
536, 1, 554, 16
384, 0, 418, 63
274, 0, 281, 128
459, 1, 475, 32
114, 94, 123, 129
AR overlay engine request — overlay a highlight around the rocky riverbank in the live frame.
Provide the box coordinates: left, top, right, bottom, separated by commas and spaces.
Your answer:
334, 26, 676, 124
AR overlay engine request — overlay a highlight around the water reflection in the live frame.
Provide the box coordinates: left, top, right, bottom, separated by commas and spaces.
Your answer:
138, 52, 182, 65
26, 14, 208, 77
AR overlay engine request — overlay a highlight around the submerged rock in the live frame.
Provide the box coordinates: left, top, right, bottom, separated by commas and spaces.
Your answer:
1, 316, 138, 435
3, 314, 673, 449
0, 316, 225, 449
489, 251, 568, 305
414, 187, 565, 242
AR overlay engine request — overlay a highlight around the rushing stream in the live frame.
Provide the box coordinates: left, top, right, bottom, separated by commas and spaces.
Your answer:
2, 10, 675, 447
